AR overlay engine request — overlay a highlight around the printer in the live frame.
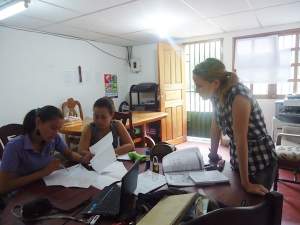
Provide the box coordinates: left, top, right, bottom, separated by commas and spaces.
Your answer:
275, 94, 300, 124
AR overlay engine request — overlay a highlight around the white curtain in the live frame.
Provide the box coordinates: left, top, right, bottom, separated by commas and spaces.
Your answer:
235, 35, 291, 83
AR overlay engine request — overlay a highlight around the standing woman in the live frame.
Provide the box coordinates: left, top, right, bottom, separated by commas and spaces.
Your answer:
193, 58, 277, 195
0, 106, 91, 194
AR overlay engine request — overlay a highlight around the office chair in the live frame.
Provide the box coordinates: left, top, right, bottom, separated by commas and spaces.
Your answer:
113, 112, 155, 148
0, 124, 24, 159
274, 126, 300, 190
183, 191, 283, 225
61, 98, 83, 148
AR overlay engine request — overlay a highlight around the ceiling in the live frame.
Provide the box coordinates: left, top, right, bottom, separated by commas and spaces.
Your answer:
0, 0, 300, 46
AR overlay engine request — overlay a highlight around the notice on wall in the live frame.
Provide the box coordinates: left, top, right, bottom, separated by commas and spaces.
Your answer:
104, 74, 118, 98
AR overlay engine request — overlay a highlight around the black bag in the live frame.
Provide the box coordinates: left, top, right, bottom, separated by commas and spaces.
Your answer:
150, 142, 176, 161
11, 198, 53, 220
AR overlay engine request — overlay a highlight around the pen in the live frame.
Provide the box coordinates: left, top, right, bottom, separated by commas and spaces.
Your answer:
60, 164, 69, 172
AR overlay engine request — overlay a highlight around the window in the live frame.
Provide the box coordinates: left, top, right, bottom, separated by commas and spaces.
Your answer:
184, 39, 222, 112
234, 30, 300, 98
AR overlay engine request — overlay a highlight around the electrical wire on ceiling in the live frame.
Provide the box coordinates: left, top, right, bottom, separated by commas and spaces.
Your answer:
85, 40, 128, 61
0, 24, 128, 61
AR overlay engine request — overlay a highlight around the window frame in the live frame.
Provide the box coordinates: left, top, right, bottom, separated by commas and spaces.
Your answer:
233, 28, 300, 99
183, 38, 224, 112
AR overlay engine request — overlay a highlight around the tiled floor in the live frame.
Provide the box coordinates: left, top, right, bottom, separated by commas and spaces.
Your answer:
176, 141, 300, 225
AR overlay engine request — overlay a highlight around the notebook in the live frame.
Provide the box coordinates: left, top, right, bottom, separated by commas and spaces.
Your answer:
189, 170, 229, 185
134, 170, 166, 195
162, 147, 205, 186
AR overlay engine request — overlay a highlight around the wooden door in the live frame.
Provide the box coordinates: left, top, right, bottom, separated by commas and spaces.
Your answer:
158, 42, 187, 144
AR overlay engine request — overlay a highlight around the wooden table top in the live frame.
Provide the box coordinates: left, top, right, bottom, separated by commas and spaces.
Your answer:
2, 148, 263, 225
60, 111, 168, 136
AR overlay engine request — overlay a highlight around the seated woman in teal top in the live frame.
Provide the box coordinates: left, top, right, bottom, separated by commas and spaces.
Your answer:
78, 97, 134, 156
0, 106, 92, 194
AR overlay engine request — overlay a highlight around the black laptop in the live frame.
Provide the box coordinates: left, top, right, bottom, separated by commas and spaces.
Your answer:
81, 160, 139, 218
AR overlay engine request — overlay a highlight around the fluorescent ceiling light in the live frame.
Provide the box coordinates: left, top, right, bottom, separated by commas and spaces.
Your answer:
0, 1, 28, 21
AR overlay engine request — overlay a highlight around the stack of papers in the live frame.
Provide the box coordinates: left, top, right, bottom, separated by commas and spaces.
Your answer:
44, 132, 128, 189
134, 170, 166, 195
43, 161, 128, 190
44, 164, 95, 188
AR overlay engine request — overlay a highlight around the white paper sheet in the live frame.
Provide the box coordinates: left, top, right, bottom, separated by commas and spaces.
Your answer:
100, 161, 128, 180
90, 143, 116, 173
92, 175, 120, 190
43, 163, 125, 190
117, 154, 131, 161
43, 164, 94, 188
164, 171, 196, 187
89, 132, 113, 155
44, 131, 130, 190
134, 170, 166, 195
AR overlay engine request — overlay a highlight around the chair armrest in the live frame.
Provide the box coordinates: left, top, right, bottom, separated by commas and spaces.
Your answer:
276, 133, 300, 145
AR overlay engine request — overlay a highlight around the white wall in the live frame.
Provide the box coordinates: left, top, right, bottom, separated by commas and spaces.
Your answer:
0, 26, 129, 126
127, 44, 158, 84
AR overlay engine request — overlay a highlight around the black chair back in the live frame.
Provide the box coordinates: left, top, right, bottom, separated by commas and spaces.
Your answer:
0, 124, 24, 159
184, 191, 283, 225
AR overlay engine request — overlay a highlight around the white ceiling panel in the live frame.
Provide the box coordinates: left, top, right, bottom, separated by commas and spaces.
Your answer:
39, 0, 137, 14
120, 31, 160, 44
0, 15, 51, 29
248, 0, 298, 9
256, 2, 300, 26
95, 36, 140, 46
168, 19, 223, 38
20, 0, 79, 22
212, 12, 260, 32
184, 0, 251, 18
63, 0, 198, 35
1, 0, 300, 46
40, 24, 108, 41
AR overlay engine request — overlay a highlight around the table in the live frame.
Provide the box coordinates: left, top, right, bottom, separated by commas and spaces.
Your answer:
61, 111, 168, 146
60, 111, 168, 136
2, 150, 263, 225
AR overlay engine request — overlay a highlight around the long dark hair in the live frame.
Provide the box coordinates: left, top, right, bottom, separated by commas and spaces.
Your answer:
23, 105, 63, 134
93, 97, 116, 115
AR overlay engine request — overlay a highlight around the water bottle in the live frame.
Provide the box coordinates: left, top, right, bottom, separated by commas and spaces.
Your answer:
144, 148, 150, 171
152, 156, 159, 173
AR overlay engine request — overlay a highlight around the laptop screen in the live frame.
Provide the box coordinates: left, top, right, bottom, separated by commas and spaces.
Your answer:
119, 160, 140, 218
